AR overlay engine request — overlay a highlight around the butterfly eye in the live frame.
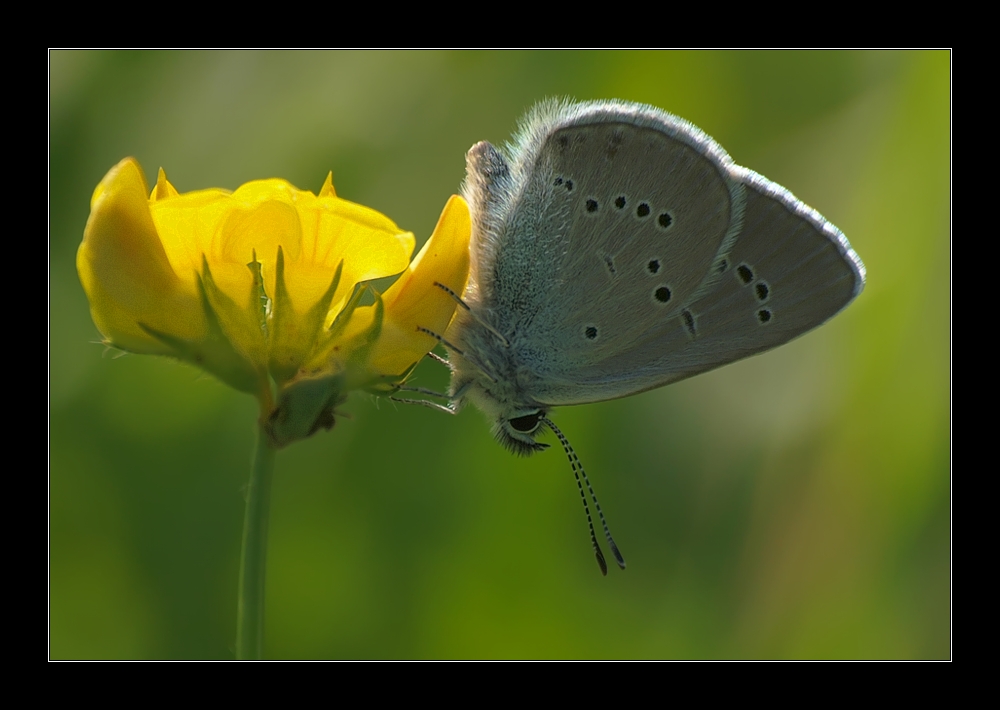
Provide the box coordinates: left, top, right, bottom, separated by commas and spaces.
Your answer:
508, 413, 541, 433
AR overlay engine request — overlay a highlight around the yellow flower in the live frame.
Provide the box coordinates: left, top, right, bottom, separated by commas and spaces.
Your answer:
79, 158, 470, 445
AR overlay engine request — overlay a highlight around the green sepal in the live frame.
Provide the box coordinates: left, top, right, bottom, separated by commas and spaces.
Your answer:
138, 268, 261, 394
268, 251, 343, 385
248, 250, 269, 339
327, 281, 367, 341
342, 291, 386, 391
363, 359, 421, 394
200, 255, 268, 377
301, 280, 368, 372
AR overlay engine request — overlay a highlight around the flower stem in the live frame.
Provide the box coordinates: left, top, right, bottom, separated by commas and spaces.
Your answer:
236, 420, 276, 659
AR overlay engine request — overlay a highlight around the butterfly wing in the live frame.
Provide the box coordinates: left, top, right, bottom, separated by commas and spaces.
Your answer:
531, 160, 865, 406
471, 100, 863, 407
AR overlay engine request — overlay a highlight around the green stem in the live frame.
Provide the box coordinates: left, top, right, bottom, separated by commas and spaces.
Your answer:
236, 421, 276, 659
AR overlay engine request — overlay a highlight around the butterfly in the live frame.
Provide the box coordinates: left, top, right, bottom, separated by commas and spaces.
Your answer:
405, 99, 865, 575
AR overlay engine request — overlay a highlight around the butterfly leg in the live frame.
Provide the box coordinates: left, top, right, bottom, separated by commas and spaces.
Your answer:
426, 351, 454, 371
388, 396, 457, 415
433, 282, 509, 347
416, 326, 498, 384
398, 385, 450, 399
416, 326, 465, 356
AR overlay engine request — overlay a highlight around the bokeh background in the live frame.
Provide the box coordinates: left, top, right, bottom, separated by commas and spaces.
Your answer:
50, 51, 949, 659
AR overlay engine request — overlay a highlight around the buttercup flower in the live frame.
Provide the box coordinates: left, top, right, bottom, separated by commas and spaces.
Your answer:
79, 158, 470, 445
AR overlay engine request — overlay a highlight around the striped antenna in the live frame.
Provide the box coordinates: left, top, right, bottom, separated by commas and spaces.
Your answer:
541, 416, 626, 575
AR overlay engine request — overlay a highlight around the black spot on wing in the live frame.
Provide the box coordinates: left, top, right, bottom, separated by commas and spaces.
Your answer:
682, 309, 696, 337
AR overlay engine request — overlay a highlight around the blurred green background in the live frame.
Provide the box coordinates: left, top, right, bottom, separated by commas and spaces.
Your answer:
49, 51, 949, 659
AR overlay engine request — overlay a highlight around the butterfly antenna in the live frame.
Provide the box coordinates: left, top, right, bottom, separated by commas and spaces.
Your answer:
542, 417, 626, 574
433, 282, 510, 347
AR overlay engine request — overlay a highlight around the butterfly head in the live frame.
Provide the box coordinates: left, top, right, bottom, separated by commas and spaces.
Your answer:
493, 408, 550, 456
456, 374, 550, 456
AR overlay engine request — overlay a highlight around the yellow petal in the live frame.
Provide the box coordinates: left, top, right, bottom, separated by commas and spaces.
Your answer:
215, 196, 303, 316
77, 158, 206, 353
148, 186, 233, 287
291, 190, 415, 317
362, 195, 471, 378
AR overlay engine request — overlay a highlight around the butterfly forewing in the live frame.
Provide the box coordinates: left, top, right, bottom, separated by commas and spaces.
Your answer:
538, 121, 739, 350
